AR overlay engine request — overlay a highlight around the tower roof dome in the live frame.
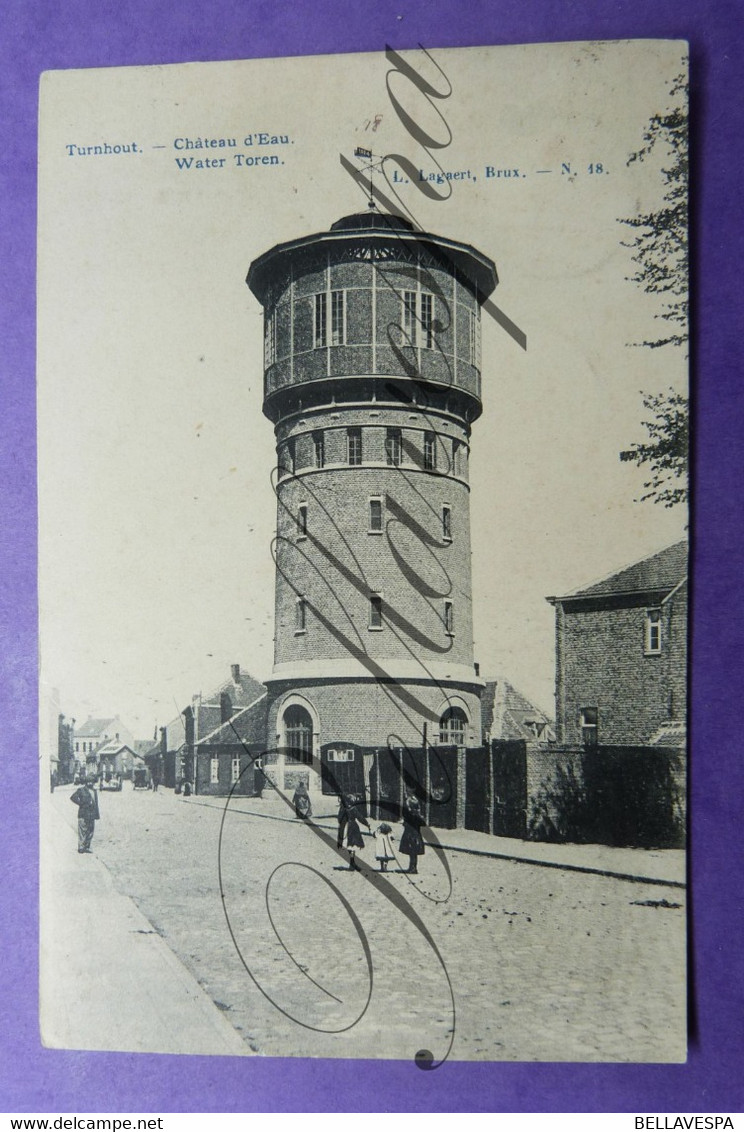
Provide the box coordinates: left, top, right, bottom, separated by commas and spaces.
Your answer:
329, 210, 416, 233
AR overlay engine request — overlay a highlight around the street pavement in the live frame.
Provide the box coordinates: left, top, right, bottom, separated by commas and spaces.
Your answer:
42, 782, 687, 1063
41, 788, 247, 1055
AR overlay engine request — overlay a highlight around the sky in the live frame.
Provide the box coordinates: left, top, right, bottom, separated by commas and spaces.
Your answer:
37, 39, 688, 746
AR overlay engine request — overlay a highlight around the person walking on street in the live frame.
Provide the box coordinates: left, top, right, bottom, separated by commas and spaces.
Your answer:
400, 796, 426, 874
292, 780, 312, 819
70, 775, 100, 854
337, 794, 369, 870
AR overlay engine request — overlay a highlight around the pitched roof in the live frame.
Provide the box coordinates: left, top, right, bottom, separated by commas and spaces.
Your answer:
187, 667, 267, 731
75, 717, 116, 737
481, 678, 555, 743
133, 739, 159, 758
549, 540, 688, 603
96, 740, 139, 758
196, 693, 268, 747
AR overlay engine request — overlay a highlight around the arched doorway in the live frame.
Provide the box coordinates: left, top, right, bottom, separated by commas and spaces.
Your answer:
283, 703, 314, 764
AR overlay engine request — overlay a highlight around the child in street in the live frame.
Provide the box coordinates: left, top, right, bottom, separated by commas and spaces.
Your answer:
373, 821, 395, 872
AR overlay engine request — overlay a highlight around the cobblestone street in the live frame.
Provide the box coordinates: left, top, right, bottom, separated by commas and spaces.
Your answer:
46, 783, 686, 1064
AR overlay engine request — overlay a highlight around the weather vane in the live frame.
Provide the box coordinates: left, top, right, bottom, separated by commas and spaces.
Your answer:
353, 146, 385, 210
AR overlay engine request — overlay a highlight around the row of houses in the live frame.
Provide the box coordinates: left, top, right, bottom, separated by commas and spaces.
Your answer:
62, 539, 686, 846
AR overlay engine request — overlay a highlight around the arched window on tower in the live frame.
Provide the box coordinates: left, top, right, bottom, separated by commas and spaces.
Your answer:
439, 706, 467, 746
283, 704, 314, 765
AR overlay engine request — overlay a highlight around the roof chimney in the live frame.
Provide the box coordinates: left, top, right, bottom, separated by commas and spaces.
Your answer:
231, 663, 240, 683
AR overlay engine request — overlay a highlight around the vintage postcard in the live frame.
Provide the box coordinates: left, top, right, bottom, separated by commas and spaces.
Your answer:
37, 40, 689, 1064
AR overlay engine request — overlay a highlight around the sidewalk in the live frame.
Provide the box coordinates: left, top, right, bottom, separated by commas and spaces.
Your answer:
40, 791, 248, 1055
192, 790, 687, 888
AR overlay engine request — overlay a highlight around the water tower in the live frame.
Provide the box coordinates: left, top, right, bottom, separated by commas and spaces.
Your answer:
247, 207, 498, 785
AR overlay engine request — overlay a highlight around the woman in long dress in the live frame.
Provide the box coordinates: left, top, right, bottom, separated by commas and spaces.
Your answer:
399, 796, 426, 874
337, 794, 369, 870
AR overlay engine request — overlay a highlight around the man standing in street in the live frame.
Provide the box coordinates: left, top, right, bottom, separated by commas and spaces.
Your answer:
70, 775, 100, 854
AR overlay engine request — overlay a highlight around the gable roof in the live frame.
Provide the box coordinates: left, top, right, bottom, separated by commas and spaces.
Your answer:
75, 717, 116, 738
96, 740, 140, 758
547, 540, 688, 604
196, 693, 268, 747
481, 678, 555, 743
185, 666, 267, 730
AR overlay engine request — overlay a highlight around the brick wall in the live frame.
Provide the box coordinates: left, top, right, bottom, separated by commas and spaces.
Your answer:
556, 591, 687, 745
266, 679, 483, 753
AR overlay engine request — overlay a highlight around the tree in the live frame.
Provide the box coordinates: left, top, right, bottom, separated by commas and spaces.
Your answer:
619, 388, 688, 509
621, 71, 688, 350
619, 71, 689, 509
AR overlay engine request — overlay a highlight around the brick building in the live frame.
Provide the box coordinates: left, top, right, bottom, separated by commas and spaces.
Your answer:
181, 664, 266, 791
546, 540, 688, 747
246, 209, 499, 788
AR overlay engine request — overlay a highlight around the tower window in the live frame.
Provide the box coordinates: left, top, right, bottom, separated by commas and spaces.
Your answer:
347, 427, 363, 466
297, 503, 308, 538
283, 704, 313, 764
401, 291, 435, 348
444, 600, 454, 635
314, 292, 327, 348
452, 438, 461, 476
421, 292, 434, 348
402, 291, 417, 346
385, 428, 402, 466
442, 505, 452, 541
369, 497, 383, 533
369, 594, 383, 630
295, 596, 307, 634
439, 706, 467, 745
313, 431, 325, 469
331, 290, 346, 345
580, 707, 598, 747
424, 432, 437, 471
314, 290, 346, 348
265, 308, 277, 366
645, 609, 662, 654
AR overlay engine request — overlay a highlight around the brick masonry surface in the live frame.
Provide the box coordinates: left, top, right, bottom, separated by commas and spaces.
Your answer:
556, 590, 687, 746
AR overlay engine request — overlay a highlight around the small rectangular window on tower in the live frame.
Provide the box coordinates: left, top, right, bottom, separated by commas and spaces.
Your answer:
264, 308, 276, 367
347, 427, 362, 466
444, 600, 454, 635
369, 594, 383, 630
385, 428, 402, 466
645, 608, 662, 654
314, 292, 327, 348
421, 292, 434, 349
452, 437, 460, 476
313, 431, 325, 468
442, 505, 452, 541
330, 290, 346, 345
295, 596, 307, 634
297, 503, 308, 539
368, 497, 383, 533
424, 431, 437, 471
